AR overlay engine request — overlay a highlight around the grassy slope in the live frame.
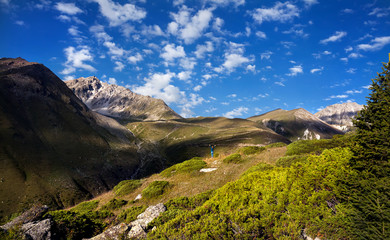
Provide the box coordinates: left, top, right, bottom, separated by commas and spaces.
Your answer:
126, 117, 290, 165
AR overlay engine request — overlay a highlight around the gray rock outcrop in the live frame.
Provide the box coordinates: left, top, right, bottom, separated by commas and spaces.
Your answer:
1, 205, 48, 231
21, 218, 53, 240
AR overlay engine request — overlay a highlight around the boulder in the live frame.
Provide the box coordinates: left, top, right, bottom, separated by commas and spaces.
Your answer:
21, 218, 53, 240
1, 205, 48, 231
87, 223, 129, 240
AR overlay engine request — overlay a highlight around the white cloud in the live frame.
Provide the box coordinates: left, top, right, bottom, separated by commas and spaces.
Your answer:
346, 68, 356, 74
114, 61, 125, 71
178, 71, 192, 81
108, 77, 117, 85
170, 8, 213, 44
92, 0, 146, 26
310, 67, 323, 74
369, 7, 390, 18
260, 51, 273, 60
89, 25, 113, 42
180, 93, 205, 118
223, 107, 248, 118
345, 89, 362, 94
222, 53, 250, 72
103, 41, 126, 58
275, 81, 285, 87
61, 46, 96, 75
252, 2, 299, 24
68, 26, 81, 36
0, 0, 9, 5
342, 8, 354, 14
227, 93, 237, 98
255, 31, 267, 39
132, 72, 184, 104
213, 17, 224, 32
348, 52, 363, 59
180, 57, 197, 70
345, 46, 353, 52
141, 25, 165, 36
160, 43, 186, 62
320, 31, 347, 44
325, 95, 348, 100
287, 65, 303, 76
15, 20, 25, 26
357, 36, 390, 51
204, 0, 245, 7
302, 0, 318, 7
128, 53, 143, 64
246, 64, 256, 73
55, 2, 83, 15
195, 41, 214, 58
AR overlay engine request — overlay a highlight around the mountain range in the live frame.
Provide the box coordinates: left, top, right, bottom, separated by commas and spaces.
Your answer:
0, 57, 363, 222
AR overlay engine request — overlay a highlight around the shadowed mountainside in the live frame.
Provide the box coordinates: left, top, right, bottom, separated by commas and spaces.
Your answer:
248, 108, 343, 141
0, 58, 143, 220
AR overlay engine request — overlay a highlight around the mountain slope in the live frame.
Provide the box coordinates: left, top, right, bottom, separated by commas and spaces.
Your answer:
0, 58, 142, 220
65, 76, 182, 121
314, 102, 363, 132
248, 108, 343, 141
126, 117, 290, 166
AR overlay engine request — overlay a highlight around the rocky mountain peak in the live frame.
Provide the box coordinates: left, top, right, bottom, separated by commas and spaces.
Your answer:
315, 102, 363, 132
66, 76, 182, 121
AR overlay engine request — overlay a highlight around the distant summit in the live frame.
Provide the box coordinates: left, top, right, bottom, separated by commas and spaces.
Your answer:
315, 102, 363, 132
248, 108, 343, 141
65, 76, 182, 121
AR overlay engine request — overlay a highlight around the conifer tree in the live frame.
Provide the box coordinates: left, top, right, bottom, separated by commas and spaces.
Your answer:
352, 61, 390, 176
349, 61, 390, 239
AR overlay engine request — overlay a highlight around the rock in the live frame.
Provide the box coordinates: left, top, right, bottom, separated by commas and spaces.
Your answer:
199, 168, 218, 172
135, 194, 142, 201
21, 218, 53, 240
87, 223, 129, 240
1, 205, 49, 231
127, 203, 166, 239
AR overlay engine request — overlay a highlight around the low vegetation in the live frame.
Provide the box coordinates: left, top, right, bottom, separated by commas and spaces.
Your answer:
100, 199, 127, 212
238, 146, 266, 155
113, 179, 142, 196
223, 153, 243, 163
117, 206, 147, 223
71, 200, 99, 213
160, 157, 207, 177
142, 181, 171, 199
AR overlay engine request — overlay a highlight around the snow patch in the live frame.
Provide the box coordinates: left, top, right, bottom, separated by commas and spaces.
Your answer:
200, 168, 217, 172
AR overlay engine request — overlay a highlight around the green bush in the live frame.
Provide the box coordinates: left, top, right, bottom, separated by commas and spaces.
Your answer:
241, 162, 274, 177
148, 148, 356, 239
223, 153, 243, 164
100, 199, 127, 211
238, 146, 266, 155
113, 179, 142, 196
286, 139, 337, 156
275, 154, 308, 167
71, 200, 99, 213
117, 206, 147, 223
265, 142, 288, 148
48, 210, 112, 240
142, 181, 170, 199
160, 158, 207, 177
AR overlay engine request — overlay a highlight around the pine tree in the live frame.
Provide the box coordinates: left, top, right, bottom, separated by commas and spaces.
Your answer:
352, 61, 390, 176
349, 61, 390, 240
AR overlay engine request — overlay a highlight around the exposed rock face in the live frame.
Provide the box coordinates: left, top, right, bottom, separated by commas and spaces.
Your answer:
87, 203, 166, 240
65, 76, 182, 121
20, 218, 53, 240
1, 205, 48, 231
0, 58, 140, 219
315, 102, 363, 132
248, 108, 343, 141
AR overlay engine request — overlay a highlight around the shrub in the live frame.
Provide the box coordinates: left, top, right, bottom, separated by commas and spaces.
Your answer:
275, 154, 308, 167
48, 210, 112, 239
100, 199, 127, 211
285, 139, 338, 156
160, 158, 207, 177
142, 181, 170, 199
117, 206, 147, 223
265, 142, 288, 148
113, 179, 142, 196
241, 162, 274, 177
223, 153, 243, 164
238, 146, 266, 155
71, 200, 99, 213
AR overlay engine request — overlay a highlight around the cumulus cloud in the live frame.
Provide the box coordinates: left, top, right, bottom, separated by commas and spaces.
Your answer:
252, 2, 299, 24
89, 25, 113, 42
108, 77, 117, 85
310, 67, 323, 74
215, 42, 252, 73
178, 71, 192, 81
180, 57, 197, 70
160, 43, 186, 62
114, 61, 125, 71
223, 106, 248, 118
204, 0, 245, 7
180, 93, 205, 118
320, 31, 347, 44
141, 25, 165, 37
369, 7, 390, 18
169, 7, 213, 44
55, 2, 83, 15
302, 0, 318, 7
325, 95, 348, 100
92, 0, 146, 26
287, 65, 303, 76
255, 31, 267, 39
68, 26, 81, 36
357, 36, 390, 51
61, 46, 96, 75
260, 51, 273, 60
132, 72, 183, 104
128, 53, 143, 64
103, 41, 126, 59
195, 41, 214, 58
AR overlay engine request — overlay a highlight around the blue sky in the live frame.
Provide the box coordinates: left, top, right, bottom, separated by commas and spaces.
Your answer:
1, 0, 390, 118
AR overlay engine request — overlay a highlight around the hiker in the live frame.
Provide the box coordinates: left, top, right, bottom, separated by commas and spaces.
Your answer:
209, 144, 215, 158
